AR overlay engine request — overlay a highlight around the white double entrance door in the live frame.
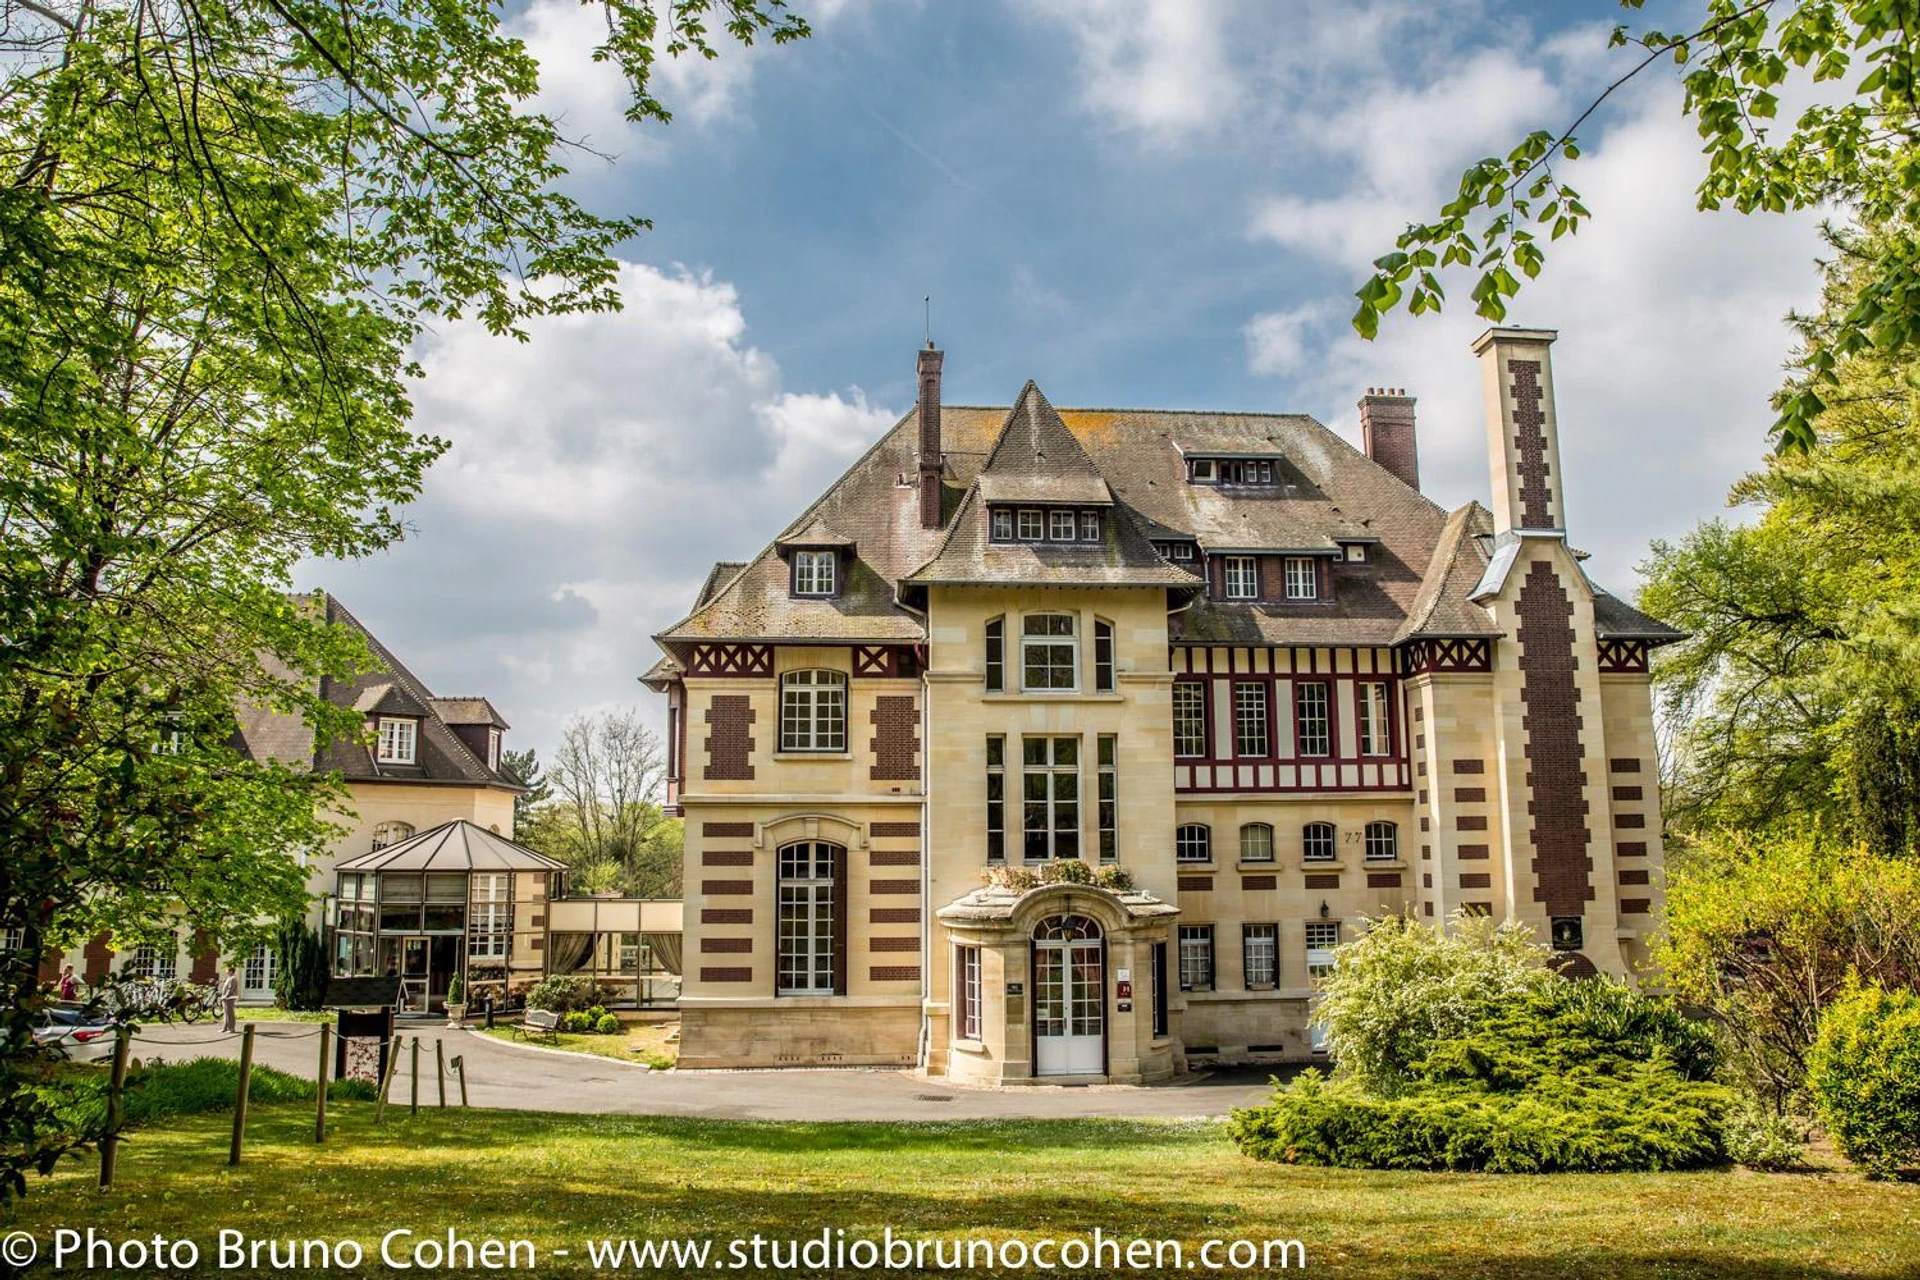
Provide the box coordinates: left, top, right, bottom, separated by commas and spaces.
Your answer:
1033, 937, 1104, 1076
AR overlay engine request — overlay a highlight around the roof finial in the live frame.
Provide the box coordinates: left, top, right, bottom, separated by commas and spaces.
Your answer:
925, 294, 933, 348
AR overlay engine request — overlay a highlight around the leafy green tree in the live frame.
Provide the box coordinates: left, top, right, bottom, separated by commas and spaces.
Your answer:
1351, 1, 1920, 450
0, 0, 805, 1204
519, 708, 682, 897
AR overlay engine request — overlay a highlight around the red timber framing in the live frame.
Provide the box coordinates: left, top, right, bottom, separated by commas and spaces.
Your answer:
1398, 637, 1494, 674
1168, 646, 1412, 794
852, 645, 922, 678
685, 643, 774, 677
1596, 639, 1651, 674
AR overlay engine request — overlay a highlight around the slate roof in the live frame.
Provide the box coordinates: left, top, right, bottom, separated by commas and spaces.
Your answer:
233, 594, 524, 791
428, 697, 510, 729
653, 378, 1678, 656
335, 819, 565, 873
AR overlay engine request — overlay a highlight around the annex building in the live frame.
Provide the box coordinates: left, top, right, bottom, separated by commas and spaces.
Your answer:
643, 326, 1677, 1084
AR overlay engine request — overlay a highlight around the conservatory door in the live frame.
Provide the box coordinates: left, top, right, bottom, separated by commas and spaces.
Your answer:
1033, 916, 1104, 1076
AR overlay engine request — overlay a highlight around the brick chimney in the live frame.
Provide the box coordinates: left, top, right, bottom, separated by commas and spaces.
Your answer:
1358, 388, 1419, 491
1472, 327, 1563, 535
917, 344, 944, 528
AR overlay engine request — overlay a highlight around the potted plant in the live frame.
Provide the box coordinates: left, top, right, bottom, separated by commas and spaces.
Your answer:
445, 973, 467, 1029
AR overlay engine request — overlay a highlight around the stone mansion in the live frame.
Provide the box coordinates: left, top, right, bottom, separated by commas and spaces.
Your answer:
643, 327, 1677, 1084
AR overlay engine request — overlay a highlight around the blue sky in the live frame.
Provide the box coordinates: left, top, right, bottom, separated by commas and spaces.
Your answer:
311, 0, 1826, 761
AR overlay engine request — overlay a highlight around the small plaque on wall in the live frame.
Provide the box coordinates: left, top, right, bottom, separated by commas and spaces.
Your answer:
1117, 1000, 1132, 1013
1006, 981, 1024, 996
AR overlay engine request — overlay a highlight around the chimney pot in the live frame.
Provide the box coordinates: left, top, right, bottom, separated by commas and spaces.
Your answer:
1358, 387, 1420, 491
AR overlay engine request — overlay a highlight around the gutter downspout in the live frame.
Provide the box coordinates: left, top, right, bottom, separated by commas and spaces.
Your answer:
894, 590, 934, 1074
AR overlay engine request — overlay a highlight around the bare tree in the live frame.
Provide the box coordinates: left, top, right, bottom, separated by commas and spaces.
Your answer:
524, 708, 680, 897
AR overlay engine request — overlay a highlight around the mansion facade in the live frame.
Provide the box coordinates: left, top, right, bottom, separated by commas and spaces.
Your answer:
643, 327, 1677, 1083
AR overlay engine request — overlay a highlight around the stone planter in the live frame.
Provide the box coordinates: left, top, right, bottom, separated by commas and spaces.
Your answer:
445, 1002, 467, 1030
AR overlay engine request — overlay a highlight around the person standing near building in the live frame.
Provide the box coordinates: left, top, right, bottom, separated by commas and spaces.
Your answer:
220, 967, 240, 1034
58, 964, 79, 1002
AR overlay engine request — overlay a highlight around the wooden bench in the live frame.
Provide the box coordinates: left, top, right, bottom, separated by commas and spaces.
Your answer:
511, 1008, 561, 1043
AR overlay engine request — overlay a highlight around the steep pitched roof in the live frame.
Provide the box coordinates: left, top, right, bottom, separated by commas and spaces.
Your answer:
233, 594, 523, 790
335, 819, 565, 873
429, 696, 510, 729
1397, 503, 1501, 642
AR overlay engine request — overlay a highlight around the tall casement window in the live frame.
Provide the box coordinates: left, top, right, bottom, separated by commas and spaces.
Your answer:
243, 943, 277, 993
1093, 620, 1116, 692
1305, 921, 1341, 984
1240, 822, 1275, 863
985, 735, 1006, 862
792, 550, 836, 597
1364, 821, 1400, 862
1223, 555, 1258, 600
376, 717, 417, 764
984, 618, 1005, 693
1295, 681, 1331, 756
371, 821, 415, 850
1234, 681, 1270, 757
1175, 823, 1212, 864
470, 873, 510, 960
777, 842, 839, 995
955, 946, 982, 1041
1021, 614, 1078, 692
1283, 556, 1318, 600
780, 670, 847, 752
1097, 735, 1118, 861
1178, 924, 1215, 991
1151, 942, 1170, 1036
1022, 736, 1080, 860
1302, 822, 1337, 863
1173, 681, 1208, 757
1357, 681, 1392, 756
1243, 924, 1279, 988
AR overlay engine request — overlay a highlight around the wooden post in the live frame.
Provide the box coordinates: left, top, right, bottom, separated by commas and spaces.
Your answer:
315, 1024, 331, 1144
453, 1054, 469, 1107
375, 1034, 401, 1125
229, 1023, 256, 1166
98, 1025, 133, 1189
435, 1038, 447, 1109
409, 1034, 420, 1117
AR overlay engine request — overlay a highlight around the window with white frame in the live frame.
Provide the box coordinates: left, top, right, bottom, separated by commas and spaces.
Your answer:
1344, 543, 1369, 563
1302, 822, 1337, 863
1358, 682, 1392, 756
1171, 542, 1195, 561
1224, 556, 1258, 600
1, 927, 23, 954
1021, 614, 1078, 691
777, 842, 838, 995
780, 669, 847, 752
243, 943, 277, 992
984, 617, 1005, 692
1017, 509, 1045, 540
1093, 620, 1115, 692
1364, 821, 1399, 862
1097, 735, 1118, 861
126, 937, 177, 982
1283, 557, 1318, 600
1175, 823, 1211, 864
1243, 924, 1278, 988
793, 550, 837, 597
1295, 682, 1331, 756
985, 735, 1006, 862
1049, 509, 1077, 541
1305, 921, 1341, 984
487, 727, 501, 771
1022, 737, 1080, 860
1079, 510, 1101, 541
1173, 682, 1208, 757
1234, 682, 1269, 757
992, 509, 1014, 541
955, 945, 982, 1041
1178, 925, 1214, 991
470, 872, 510, 959
1240, 822, 1274, 863
371, 820, 414, 850
376, 717, 417, 764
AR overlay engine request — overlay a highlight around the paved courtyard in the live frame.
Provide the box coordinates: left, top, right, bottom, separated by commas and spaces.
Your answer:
132, 1019, 1280, 1121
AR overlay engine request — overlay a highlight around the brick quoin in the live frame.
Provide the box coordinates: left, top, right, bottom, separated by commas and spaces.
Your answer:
870, 966, 921, 983
701, 850, 753, 866
1508, 360, 1556, 527
701, 908, 753, 925
869, 936, 918, 952
1516, 560, 1595, 917
704, 697, 756, 781
870, 821, 920, 838
704, 821, 755, 837
870, 696, 920, 781
700, 967, 752, 983
701, 937, 752, 954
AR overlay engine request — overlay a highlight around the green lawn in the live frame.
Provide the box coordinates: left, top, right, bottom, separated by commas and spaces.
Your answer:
236, 1008, 334, 1024
8, 1104, 1916, 1278
478, 1021, 676, 1068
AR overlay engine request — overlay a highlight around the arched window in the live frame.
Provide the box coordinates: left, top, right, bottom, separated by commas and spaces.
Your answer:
1364, 821, 1399, 862
779, 670, 847, 752
1175, 823, 1212, 864
1239, 823, 1274, 863
1033, 914, 1102, 941
1302, 822, 1336, 864
777, 841, 840, 995
371, 821, 415, 850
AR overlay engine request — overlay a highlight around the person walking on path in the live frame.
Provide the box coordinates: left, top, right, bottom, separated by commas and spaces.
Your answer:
57, 964, 79, 1002
220, 967, 240, 1034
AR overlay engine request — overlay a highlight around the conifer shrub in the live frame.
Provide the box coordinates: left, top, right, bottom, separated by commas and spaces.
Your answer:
1808, 983, 1920, 1178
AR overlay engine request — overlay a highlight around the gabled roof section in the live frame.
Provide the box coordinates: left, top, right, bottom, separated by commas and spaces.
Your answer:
774, 516, 858, 552
1397, 503, 1501, 642
1593, 592, 1685, 643
233, 594, 523, 791
335, 819, 566, 873
696, 562, 747, 608
429, 697, 510, 729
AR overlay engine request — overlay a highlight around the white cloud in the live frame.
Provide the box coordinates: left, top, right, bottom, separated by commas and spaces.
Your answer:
1022, 0, 1241, 141
1243, 303, 1329, 376
309, 261, 896, 757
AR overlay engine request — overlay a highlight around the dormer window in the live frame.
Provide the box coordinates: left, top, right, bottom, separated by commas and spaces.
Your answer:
376, 717, 417, 764
1283, 557, 1319, 600
1343, 543, 1369, 563
487, 728, 501, 771
1080, 511, 1101, 540
793, 550, 837, 597
1224, 556, 1259, 600
1017, 508, 1045, 539
993, 509, 1014, 540
991, 506, 1105, 544
1188, 456, 1277, 485
1049, 510, 1075, 541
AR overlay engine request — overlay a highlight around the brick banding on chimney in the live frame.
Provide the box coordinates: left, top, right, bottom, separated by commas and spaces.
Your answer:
917, 345, 944, 528
1358, 388, 1420, 490
1516, 560, 1595, 917
1508, 360, 1557, 527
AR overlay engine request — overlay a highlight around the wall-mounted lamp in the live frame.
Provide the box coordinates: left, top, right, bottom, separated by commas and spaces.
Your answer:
1318, 900, 1330, 919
